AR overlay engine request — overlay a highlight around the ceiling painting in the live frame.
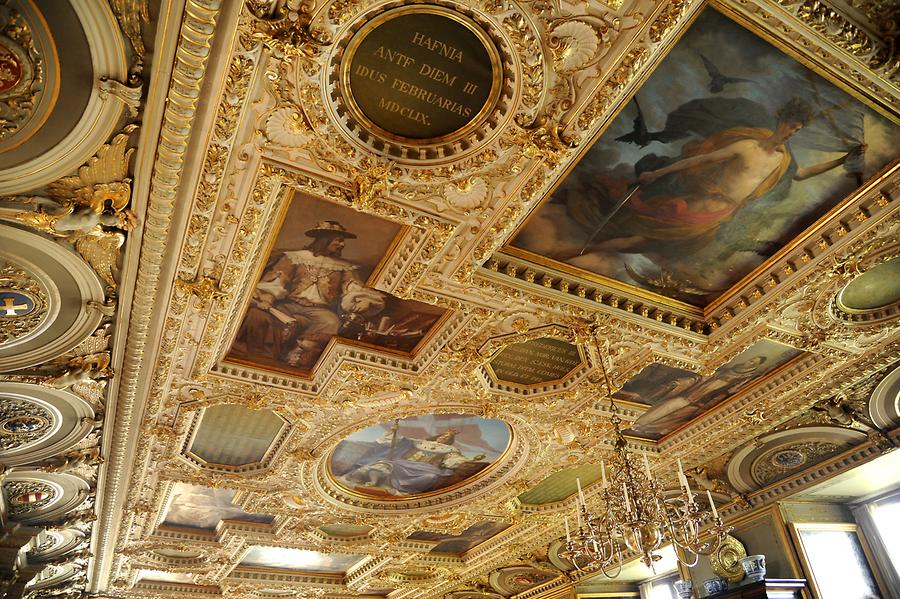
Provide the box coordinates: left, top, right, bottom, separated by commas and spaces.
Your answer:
238, 546, 363, 573
329, 414, 510, 499
407, 520, 511, 555
225, 192, 446, 375
613, 340, 803, 439
160, 483, 273, 531
507, 7, 899, 307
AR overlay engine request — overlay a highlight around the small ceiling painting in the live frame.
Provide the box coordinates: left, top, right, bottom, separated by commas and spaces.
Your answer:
489, 565, 559, 595
613, 340, 802, 439
161, 483, 273, 530
329, 413, 510, 499
188, 405, 286, 467
408, 521, 510, 555
239, 546, 363, 573
517, 464, 602, 505
319, 523, 373, 538
225, 193, 446, 375
137, 570, 195, 584
487, 337, 584, 386
508, 7, 899, 307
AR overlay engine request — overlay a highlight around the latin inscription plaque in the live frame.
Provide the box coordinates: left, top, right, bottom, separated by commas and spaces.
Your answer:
341, 6, 501, 142
488, 338, 584, 386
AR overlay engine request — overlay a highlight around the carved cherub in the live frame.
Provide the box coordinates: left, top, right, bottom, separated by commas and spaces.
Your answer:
688, 466, 728, 494
353, 158, 395, 210
45, 365, 111, 390
37, 446, 103, 473
812, 394, 856, 427
0, 126, 138, 288
45, 508, 97, 529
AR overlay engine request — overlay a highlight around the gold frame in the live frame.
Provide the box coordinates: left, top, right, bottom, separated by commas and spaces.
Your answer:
500, 0, 900, 317
788, 521, 889, 599
338, 4, 503, 146
220, 186, 451, 378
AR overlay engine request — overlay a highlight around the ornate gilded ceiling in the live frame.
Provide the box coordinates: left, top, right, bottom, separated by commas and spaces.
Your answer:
0, 0, 898, 598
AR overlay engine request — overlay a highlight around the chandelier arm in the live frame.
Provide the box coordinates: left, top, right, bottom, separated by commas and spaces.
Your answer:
674, 544, 701, 568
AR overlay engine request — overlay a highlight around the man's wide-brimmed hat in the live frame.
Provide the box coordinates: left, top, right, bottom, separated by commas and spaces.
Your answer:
305, 220, 357, 239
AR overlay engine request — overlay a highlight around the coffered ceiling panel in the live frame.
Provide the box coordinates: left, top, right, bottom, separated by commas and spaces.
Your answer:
8, 0, 891, 598
187, 404, 288, 468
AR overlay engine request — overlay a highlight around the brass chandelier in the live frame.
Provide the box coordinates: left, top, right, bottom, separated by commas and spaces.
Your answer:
561, 361, 733, 576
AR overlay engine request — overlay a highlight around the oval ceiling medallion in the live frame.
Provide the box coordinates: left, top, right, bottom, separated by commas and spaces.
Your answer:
341, 5, 501, 142
328, 413, 511, 500
837, 256, 900, 316
0, 0, 60, 154
0, 224, 104, 371
329, 1, 514, 162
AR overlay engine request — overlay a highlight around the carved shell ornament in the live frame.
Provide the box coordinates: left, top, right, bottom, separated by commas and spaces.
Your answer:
548, 21, 601, 72
265, 107, 309, 146
444, 177, 489, 210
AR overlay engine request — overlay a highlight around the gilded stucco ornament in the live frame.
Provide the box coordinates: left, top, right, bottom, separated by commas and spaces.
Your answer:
0, 126, 139, 290
101, 0, 900, 596
108, 0, 150, 67
0, 397, 52, 451
3, 479, 57, 518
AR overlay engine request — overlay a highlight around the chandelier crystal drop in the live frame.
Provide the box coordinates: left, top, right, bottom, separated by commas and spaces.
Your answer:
561, 360, 733, 576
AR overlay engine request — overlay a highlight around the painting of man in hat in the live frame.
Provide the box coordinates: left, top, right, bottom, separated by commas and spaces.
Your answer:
234, 219, 386, 368
228, 194, 446, 373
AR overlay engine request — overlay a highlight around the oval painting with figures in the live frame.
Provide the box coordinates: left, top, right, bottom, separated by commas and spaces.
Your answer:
329, 414, 511, 499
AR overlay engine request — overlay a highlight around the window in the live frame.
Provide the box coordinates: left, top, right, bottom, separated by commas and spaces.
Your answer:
869, 495, 900, 573
791, 523, 884, 599
640, 573, 679, 599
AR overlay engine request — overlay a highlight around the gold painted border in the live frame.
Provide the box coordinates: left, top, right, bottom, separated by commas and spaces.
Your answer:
220, 186, 451, 379
500, 0, 900, 316
787, 522, 889, 599
338, 4, 503, 146
324, 417, 516, 502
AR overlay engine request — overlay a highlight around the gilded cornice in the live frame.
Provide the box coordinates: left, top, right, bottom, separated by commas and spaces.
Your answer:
96, 0, 225, 591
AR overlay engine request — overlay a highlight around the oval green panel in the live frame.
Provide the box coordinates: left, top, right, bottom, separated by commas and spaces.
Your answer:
839, 258, 900, 311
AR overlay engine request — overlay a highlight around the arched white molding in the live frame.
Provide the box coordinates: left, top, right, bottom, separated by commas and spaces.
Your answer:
0, 224, 104, 371
869, 365, 900, 430
0, 0, 128, 193
0, 382, 96, 466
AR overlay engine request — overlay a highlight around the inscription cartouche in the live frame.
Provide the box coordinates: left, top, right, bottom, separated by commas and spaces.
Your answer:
341, 6, 501, 142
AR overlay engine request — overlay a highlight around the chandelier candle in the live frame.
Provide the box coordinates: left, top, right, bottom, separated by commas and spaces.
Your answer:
561, 408, 733, 575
